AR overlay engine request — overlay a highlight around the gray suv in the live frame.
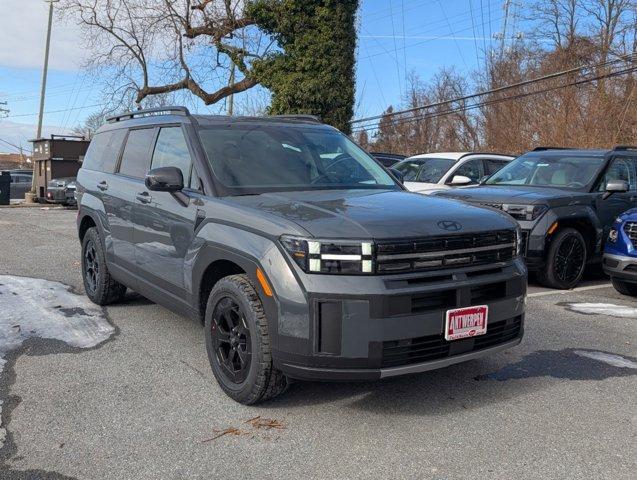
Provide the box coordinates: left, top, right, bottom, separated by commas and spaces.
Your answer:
76, 107, 527, 404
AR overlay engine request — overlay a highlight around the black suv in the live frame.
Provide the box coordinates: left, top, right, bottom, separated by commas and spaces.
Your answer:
436, 147, 637, 289
76, 107, 526, 404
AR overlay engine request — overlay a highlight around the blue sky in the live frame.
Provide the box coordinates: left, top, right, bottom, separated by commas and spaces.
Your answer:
0, 0, 517, 151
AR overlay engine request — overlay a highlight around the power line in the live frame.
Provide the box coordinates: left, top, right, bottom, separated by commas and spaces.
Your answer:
351, 64, 637, 133
0, 138, 32, 154
4, 103, 104, 119
351, 53, 637, 125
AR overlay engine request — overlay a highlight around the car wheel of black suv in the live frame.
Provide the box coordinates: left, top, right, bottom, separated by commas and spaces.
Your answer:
81, 227, 127, 305
205, 274, 288, 405
538, 228, 587, 290
611, 278, 637, 297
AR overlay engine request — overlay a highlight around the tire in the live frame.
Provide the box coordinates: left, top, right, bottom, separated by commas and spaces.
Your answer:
537, 228, 587, 290
204, 274, 287, 405
611, 277, 637, 297
81, 227, 127, 305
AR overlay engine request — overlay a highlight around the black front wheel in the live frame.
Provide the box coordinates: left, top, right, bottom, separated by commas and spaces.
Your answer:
204, 274, 287, 404
538, 228, 587, 290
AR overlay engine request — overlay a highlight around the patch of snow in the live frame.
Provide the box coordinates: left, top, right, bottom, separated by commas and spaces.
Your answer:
0, 275, 114, 448
566, 303, 637, 318
574, 350, 637, 369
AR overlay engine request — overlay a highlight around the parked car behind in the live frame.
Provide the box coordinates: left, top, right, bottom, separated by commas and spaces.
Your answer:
46, 177, 77, 206
6, 170, 33, 199
393, 152, 513, 194
436, 146, 637, 289
604, 208, 637, 296
75, 106, 527, 404
369, 152, 406, 168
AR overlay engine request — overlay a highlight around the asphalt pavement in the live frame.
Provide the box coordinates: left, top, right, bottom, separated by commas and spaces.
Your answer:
0, 207, 635, 480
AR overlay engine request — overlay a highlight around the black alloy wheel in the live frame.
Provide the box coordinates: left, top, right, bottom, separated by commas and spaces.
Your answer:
84, 239, 99, 295
211, 297, 252, 384
553, 233, 586, 285
538, 227, 587, 290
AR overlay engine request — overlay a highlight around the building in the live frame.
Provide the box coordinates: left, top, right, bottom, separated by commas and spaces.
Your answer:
31, 135, 89, 200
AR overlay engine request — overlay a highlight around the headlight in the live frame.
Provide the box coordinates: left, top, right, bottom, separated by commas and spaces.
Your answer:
502, 204, 548, 221
280, 235, 373, 274
608, 229, 618, 243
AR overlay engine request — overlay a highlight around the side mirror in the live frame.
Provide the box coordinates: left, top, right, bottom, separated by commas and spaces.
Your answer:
450, 175, 472, 186
389, 167, 404, 184
602, 180, 628, 200
145, 167, 184, 192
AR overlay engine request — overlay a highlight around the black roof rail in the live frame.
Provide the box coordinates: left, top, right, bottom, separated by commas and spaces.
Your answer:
613, 145, 637, 151
271, 114, 322, 124
532, 146, 574, 151
106, 106, 191, 123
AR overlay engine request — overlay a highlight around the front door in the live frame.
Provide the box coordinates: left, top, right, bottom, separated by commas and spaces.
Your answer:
595, 155, 637, 240
133, 126, 198, 295
110, 127, 156, 271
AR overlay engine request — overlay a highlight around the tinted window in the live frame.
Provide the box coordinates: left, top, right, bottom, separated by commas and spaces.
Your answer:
82, 129, 126, 173
485, 159, 509, 175
417, 158, 455, 183
597, 157, 637, 191
151, 127, 192, 184
453, 159, 484, 183
119, 128, 155, 178
189, 164, 201, 190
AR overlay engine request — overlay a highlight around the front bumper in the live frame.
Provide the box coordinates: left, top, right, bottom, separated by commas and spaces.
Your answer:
603, 253, 637, 283
272, 258, 527, 381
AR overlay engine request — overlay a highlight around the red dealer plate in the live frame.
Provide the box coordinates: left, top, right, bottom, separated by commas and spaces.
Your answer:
445, 305, 488, 341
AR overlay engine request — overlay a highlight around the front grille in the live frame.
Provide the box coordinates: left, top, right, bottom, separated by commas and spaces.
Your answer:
376, 230, 516, 274
624, 222, 637, 247
381, 316, 522, 368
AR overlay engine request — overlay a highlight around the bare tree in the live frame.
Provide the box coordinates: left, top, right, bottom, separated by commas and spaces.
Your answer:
72, 111, 107, 139
60, 0, 270, 109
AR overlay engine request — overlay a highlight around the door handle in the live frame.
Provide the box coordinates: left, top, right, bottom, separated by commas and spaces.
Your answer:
136, 192, 152, 204
97, 181, 108, 191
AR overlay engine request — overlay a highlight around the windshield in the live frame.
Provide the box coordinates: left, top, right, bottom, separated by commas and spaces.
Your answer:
198, 124, 397, 195
394, 158, 455, 183
485, 153, 605, 189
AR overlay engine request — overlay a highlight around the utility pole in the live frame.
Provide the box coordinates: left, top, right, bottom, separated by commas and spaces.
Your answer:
28, 0, 59, 202
36, 0, 59, 139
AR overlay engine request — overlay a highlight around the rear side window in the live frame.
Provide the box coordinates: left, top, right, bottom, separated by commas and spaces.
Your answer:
82, 129, 126, 173
150, 127, 192, 185
118, 128, 155, 178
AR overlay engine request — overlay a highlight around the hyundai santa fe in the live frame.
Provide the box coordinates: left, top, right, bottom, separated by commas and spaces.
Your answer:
75, 107, 527, 404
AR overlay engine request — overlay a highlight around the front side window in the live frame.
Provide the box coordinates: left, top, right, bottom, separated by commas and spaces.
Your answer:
198, 124, 397, 195
596, 157, 636, 191
486, 153, 605, 189
452, 159, 484, 183
151, 127, 192, 185
395, 158, 455, 183
118, 128, 155, 179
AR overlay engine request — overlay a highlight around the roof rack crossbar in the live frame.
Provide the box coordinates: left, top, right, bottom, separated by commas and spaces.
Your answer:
106, 106, 191, 123
532, 146, 575, 151
271, 114, 322, 124
613, 145, 637, 151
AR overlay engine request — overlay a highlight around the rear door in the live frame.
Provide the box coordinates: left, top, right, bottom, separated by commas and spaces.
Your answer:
594, 155, 637, 238
133, 125, 199, 295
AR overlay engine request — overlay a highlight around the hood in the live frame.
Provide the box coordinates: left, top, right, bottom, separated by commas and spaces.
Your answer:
224, 189, 516, 239
435, 185, 592, 206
